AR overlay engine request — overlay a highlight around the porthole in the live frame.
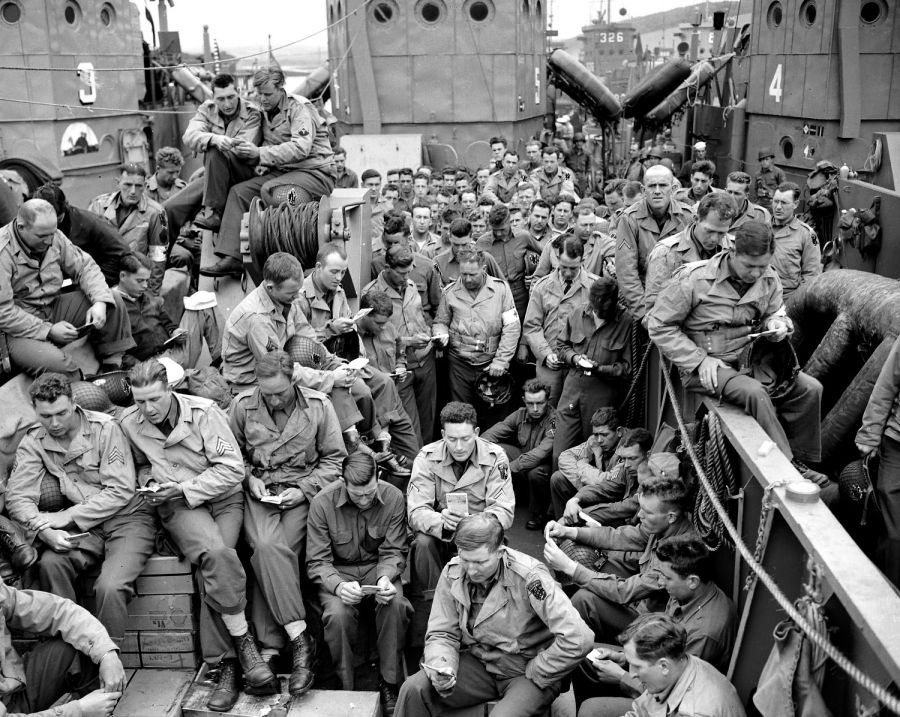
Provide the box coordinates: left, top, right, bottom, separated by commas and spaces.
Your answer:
466, 0, 493, 22
0, 1, 21, 24
64, 0, 82, 25
780, 136, 794, 160
416, 0, 445, 24
100, 2, 116, 27
861, 0, 887, 24
371, 0, 397, 23
766, 1, 783, 28
522, 0, 529, 15
799, 0, 817, 25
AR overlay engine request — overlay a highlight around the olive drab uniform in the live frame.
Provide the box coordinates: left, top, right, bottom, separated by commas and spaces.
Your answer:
771, 217, 821, 300
119, 392, 249, 664
615, 198, 694, 320
483, 169, 535, 205
729, 200, 771, 231
230, 385, 346, 653
407, 437, 516, 602
532, 232, 615, 282
394, 547, 593, 717
754, 165, 786, 210
647, 252, 822, 464
6, 406, 155, 645
530, 167, 577, 204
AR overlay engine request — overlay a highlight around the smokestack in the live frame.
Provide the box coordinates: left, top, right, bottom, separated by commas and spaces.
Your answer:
202, 25, 211, 64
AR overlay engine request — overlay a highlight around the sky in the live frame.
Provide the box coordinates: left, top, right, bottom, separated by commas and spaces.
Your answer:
137, 0, 704, 56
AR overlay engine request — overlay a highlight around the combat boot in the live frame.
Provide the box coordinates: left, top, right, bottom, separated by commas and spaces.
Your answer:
288, 632, 316, 696
206, 659, 239, 712
233, 632, 278, 694
379, 677, 399, 717
0, 516, 37, 573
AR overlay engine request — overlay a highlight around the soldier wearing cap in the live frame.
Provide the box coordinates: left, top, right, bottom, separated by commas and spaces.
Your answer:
530, 147, 578, 204
6, 372, 156, 650
543, 468, 696, 641
568, 132, 593, 197
724, 170, 772, 230
406, 403, 516, 634
395, 512, 593, 717
754, 147, 786, 211
432, 249, 520, 411
677, 141, 708, 185
770, 182, 821, 300
615, 165, 693, 320
647, 221, 824, 472
644, 193, 737, 317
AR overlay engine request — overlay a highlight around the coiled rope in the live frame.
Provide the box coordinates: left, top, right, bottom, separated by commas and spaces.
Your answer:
693, 410, 738, 550
660, 357, 900, 715
620, 322, 652, 428
249, 198, 320, 271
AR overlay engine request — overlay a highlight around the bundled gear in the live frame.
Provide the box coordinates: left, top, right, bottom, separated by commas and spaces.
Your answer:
838, 455, 881, 527
730, 335, 801, 401
476, 370, 513, 407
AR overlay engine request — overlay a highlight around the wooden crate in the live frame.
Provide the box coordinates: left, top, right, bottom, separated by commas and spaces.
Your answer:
82, 593, 196, 631
113, 669, 194, 717
122, 652, 200, 670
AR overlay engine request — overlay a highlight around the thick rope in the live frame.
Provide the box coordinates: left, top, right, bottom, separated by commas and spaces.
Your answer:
660, 358, 900, 715
254, 201, 320, 270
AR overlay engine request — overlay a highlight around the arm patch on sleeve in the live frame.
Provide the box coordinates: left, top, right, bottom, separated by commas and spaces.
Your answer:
526, 578, 546, 601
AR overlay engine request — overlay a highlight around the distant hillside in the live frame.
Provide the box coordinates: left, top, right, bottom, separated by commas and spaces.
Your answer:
629, 1, 743, 34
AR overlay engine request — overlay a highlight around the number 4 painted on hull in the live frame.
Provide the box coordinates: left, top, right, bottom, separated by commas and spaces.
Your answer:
769, 63, 783, 103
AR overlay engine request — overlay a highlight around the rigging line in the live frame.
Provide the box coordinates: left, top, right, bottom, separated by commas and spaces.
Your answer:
659, 359, 900, 715
309, 17, 364, 102
0, 0, 375, 74
0, 96, 196, 116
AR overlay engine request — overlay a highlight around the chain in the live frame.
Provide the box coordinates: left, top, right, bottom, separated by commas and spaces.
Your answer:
744, 480, 787, 592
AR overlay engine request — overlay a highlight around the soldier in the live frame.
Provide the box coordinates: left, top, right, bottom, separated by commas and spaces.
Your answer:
295, 242, 354, 352
579, 614, 745, 717
171, 72, 262, 242
673, 159, 718, 208
544, 471, 694, 641
725, 170, 772, 231
229, 351, 346, 696
395, 513, 593, 717
307, 451, 411, 715
770, 182, 821, 300
475, 204, 543, 321
432, 249, 520, 410
601, 180, 625, 218
333, 146, 359, 189
201, 67, 336, 278
483, 150, 534, 205
120, 359, 277, 711
363, 248, 437, 443
754, 147, 786, 211
411, 204, 441, 258
0, 199, 135, 378
647, 221, 824, 473
488, 136, 508, 172
531, 147, 578, 204
398, 167, 415, 205
676, 140, 708, 184
568, 132, 593, 197
523, 236, 598, 405
615, 165, 693, 321
482, 379, 558, 531
526, 198, 553, 247
433, 219, 502, 287
87, 163, 170, 294
532, 207, 615, 281
146, 147, 187, 205
6, 373, 156, 649
643, 192, 737, 317
549, 195, 575, 240
552, 278, 632, 467
0, 580, 127, 717
406, 402, 515, 622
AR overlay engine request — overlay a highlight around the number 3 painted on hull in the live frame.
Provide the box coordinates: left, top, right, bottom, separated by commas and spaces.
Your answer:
77, 62, 96, 105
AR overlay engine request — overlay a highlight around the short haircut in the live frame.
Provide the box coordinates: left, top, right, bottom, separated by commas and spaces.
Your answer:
383, 182, 400, 195
212, 72, 236, 89
530, 198, 551, 214
442, 167, 458, 178
554, 195, 575, 211
440, 208, 461, 225
449, 218, 472, 238
454, 513, 504, 552
413, 171, 430, 183
640, 477, 688, 511
30, 184, 67, 215
128, 359, 170, 390
489, 136, 508, 148
360, 290, 393, 316
622, 181, 643, 200
411, 203, 431, 216
576, 206, 596, 219
316, 241, 348, 265
361, 168, 382, 182
119, 162, 147, 178
696, 192, 737, 222
618, 613, 687, 662
333, 146, 346, 158
526, 140, 542, 150
455, 248, 485, 268
387, 167, 400, 177
461, 190, 477, 201
522, 378, 550, 398
399, 167, 414, 178
604, 179, 625, 195
155, 147, 184, 168
252, 67, 285, 88
383, 214, 409, 237
589, 276, 618, 312
255, 350, 294, 380
620, 427, 653, 453
726, 170, 752, 188
590, 406, 620, 430
502, 149, 519, 161
440, 401, 478, 428
775, 181, 802, 201
733, 220, 775, 257
263, 252, 303, 283
343, 451, 378, 487
29, 373, 72, 405
654, 535, 714, 583
119, 253, 152, 274
691, 159, 716, 177
488, 203, 510, 228
558, 235, 585, 260
385, 244, 414, 269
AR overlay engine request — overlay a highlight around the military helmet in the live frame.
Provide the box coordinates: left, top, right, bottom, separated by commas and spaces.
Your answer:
286, 335, 340, 371
736, 335, 800, 401
91, 370, 133, 407
70, 380, 114, 413
476, 370, 513, 407
758, 147, 775, 161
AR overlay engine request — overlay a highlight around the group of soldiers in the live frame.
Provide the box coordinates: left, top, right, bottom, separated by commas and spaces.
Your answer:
0, 66, 840, 717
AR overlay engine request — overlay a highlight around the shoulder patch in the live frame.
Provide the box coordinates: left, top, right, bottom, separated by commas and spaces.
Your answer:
298, 127, 310, 137
526, 578, 546, 601
498, 462, 510, 482
546, 414, 557, 438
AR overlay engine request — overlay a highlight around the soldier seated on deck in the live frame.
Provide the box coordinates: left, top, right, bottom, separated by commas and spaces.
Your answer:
394, 513, 593, 717
6, 373, 157, 649
0, 199, 135, 379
